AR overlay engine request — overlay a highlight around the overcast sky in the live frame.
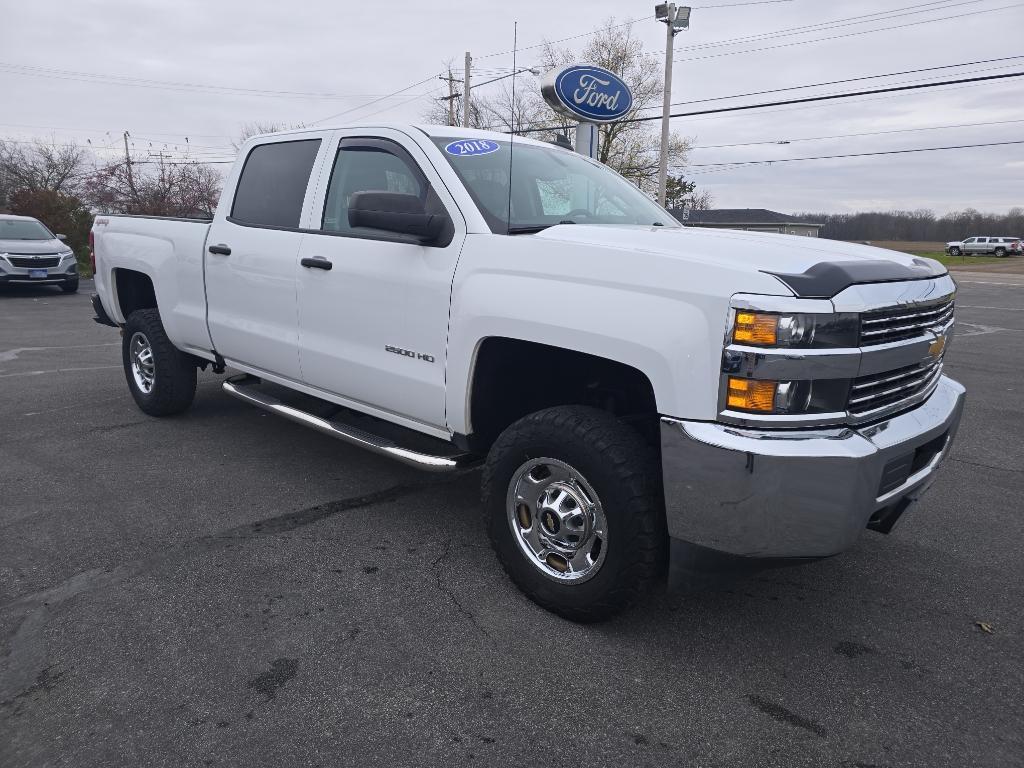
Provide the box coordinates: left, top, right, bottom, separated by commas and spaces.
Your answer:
3, 0, 1022, 214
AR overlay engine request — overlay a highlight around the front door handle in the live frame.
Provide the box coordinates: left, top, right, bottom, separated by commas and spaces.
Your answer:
208, 244, 232, 256
301, 257, 333, 271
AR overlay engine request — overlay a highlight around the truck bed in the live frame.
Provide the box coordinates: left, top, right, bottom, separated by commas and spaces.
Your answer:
93, 213, 214, 356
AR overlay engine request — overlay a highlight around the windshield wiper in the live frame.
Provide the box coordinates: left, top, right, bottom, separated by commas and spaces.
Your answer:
506, 225, 552, 235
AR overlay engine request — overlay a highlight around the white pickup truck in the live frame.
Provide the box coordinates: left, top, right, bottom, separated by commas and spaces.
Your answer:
91, 124, 964, 621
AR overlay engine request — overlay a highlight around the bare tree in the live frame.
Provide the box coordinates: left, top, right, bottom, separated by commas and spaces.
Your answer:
233, 121, 306, 150
84, 157, 222, 218
0, 139, 87, 203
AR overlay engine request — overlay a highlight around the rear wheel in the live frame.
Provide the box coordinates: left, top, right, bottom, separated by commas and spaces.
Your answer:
482, 406, 666, 622
122, 308, 197, 416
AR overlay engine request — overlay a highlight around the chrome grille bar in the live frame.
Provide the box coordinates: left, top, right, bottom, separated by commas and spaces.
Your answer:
861, 303, 954, 326
859, 296, 955, 346
848, 359, 944, 417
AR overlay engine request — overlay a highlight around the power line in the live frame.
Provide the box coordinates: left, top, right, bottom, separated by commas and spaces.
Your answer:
475, 0, 795, 61
687, 140, 1024, 170
515, 70, 1024, 133
346, 86, 444, 122
648, 55, 1024, 110
309, 75, 440, 124
690, 0, 794, 7
673, 2, 1024, 62
0, 62, 424, 101
475, 16, 651, 59
690, 117, 1024, 149
660, 0, 984, 56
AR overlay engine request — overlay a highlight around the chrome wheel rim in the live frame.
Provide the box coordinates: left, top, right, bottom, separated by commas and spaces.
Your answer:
506, 457, 608, 583
129, 332, 155, 394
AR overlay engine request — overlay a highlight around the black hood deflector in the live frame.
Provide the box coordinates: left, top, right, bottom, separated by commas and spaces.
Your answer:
764, 259, 947, 298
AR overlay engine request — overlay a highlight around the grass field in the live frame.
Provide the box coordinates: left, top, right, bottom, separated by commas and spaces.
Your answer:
912, 251, 1010, 267
844, 240, 1013, 267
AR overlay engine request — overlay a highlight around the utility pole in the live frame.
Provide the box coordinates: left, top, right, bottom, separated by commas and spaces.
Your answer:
123, 131, 137, 203
463, 51, 472, 128
655, 4, 691, 207
438, 70, 460, 126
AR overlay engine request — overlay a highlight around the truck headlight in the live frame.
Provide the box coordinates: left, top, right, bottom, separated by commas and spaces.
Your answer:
726, 376, 848, 415
732, 311, 858, 349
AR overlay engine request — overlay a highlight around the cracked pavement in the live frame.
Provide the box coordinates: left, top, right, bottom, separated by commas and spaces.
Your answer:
1, 278, 1023, 767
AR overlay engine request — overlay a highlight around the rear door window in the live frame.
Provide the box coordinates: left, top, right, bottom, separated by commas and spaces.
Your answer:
231, 139, 322, 228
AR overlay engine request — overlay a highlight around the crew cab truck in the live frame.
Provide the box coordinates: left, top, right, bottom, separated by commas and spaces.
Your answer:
91, 124, 965, 621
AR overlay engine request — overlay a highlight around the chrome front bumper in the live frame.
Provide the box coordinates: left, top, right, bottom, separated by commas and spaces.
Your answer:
660, 375, 965, 558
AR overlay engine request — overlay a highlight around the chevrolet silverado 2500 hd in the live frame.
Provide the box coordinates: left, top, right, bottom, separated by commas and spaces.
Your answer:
91, 125, 964, 621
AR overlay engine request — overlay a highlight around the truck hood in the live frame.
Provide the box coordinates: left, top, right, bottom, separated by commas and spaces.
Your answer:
0, 237, 67, 255
534, 224, 946, 297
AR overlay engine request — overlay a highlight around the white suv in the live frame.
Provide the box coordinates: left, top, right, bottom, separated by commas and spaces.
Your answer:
946, 236, 1022, 257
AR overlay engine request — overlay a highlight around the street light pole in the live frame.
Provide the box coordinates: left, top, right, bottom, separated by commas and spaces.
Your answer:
655, 4, 690, 207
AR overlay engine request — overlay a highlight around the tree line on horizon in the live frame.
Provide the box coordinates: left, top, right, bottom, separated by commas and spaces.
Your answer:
796, 208, 1024, 242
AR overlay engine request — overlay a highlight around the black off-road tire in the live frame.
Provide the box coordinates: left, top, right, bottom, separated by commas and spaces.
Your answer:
122, 308, 197, 416
60, 277, 79, 293
482, 405, 666, 622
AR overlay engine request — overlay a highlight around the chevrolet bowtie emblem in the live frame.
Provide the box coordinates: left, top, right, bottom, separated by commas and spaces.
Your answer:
928, 333, 946, 359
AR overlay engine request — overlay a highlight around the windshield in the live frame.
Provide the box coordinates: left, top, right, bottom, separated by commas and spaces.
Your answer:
432, 137, 678, 234
0, 218, 54, 240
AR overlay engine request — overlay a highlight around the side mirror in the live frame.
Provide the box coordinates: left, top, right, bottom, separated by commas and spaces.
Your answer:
348, 192, 448, 243
56, 233, 67, 241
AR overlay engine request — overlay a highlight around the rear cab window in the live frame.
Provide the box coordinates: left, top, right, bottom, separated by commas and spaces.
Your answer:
230, 139, 322, 228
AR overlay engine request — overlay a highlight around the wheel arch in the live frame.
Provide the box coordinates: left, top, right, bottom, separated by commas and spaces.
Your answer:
111, 267, 158, 322
461, 336, 661, 453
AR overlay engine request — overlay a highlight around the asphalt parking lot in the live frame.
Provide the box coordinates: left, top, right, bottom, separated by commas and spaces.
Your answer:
1, 276, 1022, 767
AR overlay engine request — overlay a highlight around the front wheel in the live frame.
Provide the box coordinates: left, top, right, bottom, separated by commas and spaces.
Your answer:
995, 247, 1007, 257
948, 247, 962, 257
60, 277, 79, 294
122, 308, 197, 416
482, 406, 666, 622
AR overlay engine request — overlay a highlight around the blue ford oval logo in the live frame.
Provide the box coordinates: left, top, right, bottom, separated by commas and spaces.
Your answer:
444, 139, 501, 157
542, 65, 633, 123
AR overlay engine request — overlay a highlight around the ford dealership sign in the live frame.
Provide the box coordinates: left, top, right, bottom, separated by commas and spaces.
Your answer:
541, 65, 633, 124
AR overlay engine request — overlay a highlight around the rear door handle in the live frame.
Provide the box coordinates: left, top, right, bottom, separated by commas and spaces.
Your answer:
301, 257, 333, 271
208, 244, 231, 256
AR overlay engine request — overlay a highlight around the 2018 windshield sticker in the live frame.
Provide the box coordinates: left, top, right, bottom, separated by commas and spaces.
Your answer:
444, 139, 500, 157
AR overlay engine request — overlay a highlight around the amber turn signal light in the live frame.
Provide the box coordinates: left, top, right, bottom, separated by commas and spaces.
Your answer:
733, 311, 778, 345
727, 377, 777, 412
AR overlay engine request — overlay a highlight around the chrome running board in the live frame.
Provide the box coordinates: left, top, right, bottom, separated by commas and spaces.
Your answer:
222, 376, 476, 473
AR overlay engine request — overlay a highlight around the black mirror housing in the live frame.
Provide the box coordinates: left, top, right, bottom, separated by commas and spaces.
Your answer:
348, 192, 449, 244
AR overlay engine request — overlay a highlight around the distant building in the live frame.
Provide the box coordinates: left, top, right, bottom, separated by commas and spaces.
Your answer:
669, 208, 823, 237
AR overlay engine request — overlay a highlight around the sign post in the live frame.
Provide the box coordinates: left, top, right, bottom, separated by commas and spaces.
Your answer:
541, 65, 633, 161
574, 122, 599, 159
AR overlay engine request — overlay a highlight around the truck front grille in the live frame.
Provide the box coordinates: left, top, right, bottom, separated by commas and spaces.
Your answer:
7, 256, 60, 268
848, 356, 944, 418
859, 296, 954, 346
